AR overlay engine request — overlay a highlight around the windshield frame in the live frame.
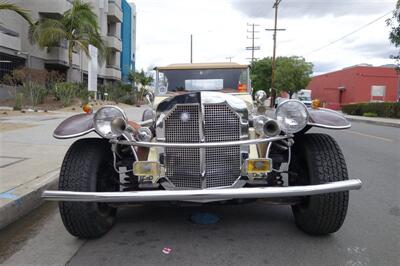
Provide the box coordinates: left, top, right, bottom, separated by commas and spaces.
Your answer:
154, 67, 252, 95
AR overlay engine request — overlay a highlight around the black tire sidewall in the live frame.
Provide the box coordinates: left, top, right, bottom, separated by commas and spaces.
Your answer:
59, 138, 118, 238
289, 133, 349, 235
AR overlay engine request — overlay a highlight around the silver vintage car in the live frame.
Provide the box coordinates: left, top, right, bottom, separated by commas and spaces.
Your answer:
43, 62, 362, 238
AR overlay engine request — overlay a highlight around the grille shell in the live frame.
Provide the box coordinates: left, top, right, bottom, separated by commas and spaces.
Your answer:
163, 103, 241, 189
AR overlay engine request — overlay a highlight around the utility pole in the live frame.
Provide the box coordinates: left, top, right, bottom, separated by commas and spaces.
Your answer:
226, 56, 233, 62
246, 23, 260, 62
265, 0, 285, 107
190, 34, 193, 63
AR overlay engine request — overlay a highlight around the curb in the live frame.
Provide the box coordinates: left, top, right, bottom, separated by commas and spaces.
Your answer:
0, 169, 59, 230
345, 117, 400, 128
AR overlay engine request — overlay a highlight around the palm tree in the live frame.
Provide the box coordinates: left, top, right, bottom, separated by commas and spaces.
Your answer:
30, 0, 107, 81
0, 1, 33, 25
129, 70, 154, 104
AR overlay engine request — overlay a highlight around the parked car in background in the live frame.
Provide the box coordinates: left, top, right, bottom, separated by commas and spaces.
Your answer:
293, 89, 312, 108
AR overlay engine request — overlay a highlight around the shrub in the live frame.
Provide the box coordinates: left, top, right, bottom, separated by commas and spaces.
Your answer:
14, 93, 23, 110
363, 112, 378, 117
55, 82, 76, 106
342, 102, 400, 118
23, 82, 46, 108
75, 83, 90, 105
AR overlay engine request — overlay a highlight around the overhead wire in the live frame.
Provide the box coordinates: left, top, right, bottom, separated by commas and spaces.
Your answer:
306, 9, 394, 55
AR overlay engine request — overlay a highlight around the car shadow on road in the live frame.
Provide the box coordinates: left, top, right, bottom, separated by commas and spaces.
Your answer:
66, 201, 348, 265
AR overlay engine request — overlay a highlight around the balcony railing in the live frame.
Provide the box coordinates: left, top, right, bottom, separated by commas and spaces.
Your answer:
105, 35, 122, 51
0, 32, 21, 51
107, 0, 123, 22
105, 65, 121, 80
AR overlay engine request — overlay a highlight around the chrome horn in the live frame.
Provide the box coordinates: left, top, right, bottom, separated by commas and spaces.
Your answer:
254, 116, 281, 137
263, 119, 280, 137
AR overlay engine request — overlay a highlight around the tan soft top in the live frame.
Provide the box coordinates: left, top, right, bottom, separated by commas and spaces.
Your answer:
154, 62, 249, 71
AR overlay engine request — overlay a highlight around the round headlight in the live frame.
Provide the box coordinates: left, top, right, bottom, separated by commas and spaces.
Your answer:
94, 106, 127, 138
275, 100, 309, 134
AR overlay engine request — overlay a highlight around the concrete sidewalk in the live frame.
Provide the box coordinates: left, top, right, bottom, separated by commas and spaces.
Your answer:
0, 111, 74, 229
0, 106, 145, 229
344, 114, 400, 128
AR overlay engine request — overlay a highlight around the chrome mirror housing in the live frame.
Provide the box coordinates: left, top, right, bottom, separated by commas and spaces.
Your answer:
255, 90, 267, 104
145, 91, 155, 106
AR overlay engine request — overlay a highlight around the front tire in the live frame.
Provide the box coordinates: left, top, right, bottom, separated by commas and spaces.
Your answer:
289, 133, 349, 235
59, 138, 119, 238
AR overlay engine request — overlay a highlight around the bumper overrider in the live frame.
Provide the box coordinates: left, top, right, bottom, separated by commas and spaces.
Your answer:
42, 136, 363, 202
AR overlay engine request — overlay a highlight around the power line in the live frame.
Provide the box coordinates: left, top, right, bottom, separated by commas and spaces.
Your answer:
307, 9, 394, 55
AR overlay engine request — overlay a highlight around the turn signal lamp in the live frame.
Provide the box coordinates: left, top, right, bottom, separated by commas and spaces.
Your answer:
245, 159, 272, 174
238, 83, 247, 92
133, 161, 161, 177
311, 99, 321, 109
82, 104, 93, 114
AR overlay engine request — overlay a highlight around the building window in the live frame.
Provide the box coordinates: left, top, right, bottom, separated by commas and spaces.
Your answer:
371, 85, 386, 102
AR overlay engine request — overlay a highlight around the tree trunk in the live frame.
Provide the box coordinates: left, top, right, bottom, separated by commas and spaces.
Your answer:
67, 45, 73, 82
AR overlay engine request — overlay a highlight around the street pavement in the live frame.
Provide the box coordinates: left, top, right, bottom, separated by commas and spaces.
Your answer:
0, 118, 399, 265
0, 105, 146, 228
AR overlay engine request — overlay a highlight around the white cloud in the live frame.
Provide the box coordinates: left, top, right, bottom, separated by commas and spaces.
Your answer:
130, 0, 398, 74
230, 0, 394, 18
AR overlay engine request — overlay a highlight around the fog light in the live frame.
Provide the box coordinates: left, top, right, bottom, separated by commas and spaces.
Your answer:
245, 159, 272, 174
133, 161, 160, 177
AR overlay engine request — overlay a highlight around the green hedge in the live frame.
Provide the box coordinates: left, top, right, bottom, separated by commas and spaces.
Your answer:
342, 102, 400, 118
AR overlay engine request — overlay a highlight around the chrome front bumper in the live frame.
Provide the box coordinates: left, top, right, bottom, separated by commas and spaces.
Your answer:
110, 135, 289, 148
42, 179, 362, 202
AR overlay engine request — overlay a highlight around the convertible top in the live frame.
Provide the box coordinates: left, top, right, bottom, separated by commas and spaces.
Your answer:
154, 62, 249, 71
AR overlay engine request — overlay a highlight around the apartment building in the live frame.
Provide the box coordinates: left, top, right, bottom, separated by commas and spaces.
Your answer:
0, 0, 136, 84
121, 0, 136, 82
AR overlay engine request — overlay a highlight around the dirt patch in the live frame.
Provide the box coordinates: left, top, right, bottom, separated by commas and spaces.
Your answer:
1, 96, 139, 115
0, 110, 58, 117
0, 96, 83, 112
0, 122, 37, 132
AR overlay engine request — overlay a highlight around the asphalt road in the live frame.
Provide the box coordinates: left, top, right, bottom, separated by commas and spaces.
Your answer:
0, 121, 399, 266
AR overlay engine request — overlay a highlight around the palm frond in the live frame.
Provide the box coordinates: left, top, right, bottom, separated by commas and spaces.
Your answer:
74, 39, 90, 57
30, 18, 66, 48
0, 0, 33, 25
62, 0, 99, 35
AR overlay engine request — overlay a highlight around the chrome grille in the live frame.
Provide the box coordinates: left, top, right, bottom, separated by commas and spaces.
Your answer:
164, 103, 241, 189
205, 146, 241, 188
165, 148, 201, 188
204, 104, 240, 142
165, 105, 199, 143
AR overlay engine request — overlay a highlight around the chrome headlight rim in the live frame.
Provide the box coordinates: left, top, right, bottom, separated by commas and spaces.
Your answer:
275, 99, 309, 134
94, 105, 128, 139
135, 127, 153, 142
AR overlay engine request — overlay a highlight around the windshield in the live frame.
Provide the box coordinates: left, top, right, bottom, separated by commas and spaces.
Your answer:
156, 68, 249, 94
